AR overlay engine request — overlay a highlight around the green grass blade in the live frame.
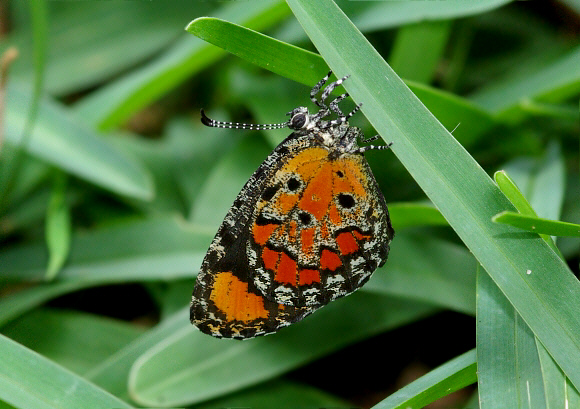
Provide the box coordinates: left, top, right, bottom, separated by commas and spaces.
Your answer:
387, 202, 448, 229
499, 142, 566, 223
477, 266, 580, 408
0, 281, 95, 328
365, 232, 476, 315
4, 84, 153, 200
389, 20, 452, 84
0, 216, 210, 325
44, 172, 71, 280
3, 309, 145, 375
526, 142, 566, 222
406, 81, 496, 148
187, 17, 496, 146
494, 170, 537, 216
0, 0, 47, 213
73, 1, 290, 130
494, 168, 563, 256
470, 44, 580, 118
518, 100, 579, 121
492, 165, 563, 255
128, 293, 435, 407
372, 349, 477, 409
287, 0, 580, 391
493, 211, 580, 237
476, 267, 518, 408
6, 1, 198, 95
0, 184, 52, 236
0, 333, 133, 409
187, 17, 328, 88
199, 379, 350, 409
84, 308, 189, 399
0, 216, 210, 283
536, 341, 580, 408
112, 117, 234, 215
280, 0, 513, 41
27, 0, 47, 101
189, 134, 273, 228
353, 0, 513, 31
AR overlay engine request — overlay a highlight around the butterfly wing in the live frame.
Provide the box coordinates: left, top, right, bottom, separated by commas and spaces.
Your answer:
247, 143, 394, 307
190, 134, 320, 339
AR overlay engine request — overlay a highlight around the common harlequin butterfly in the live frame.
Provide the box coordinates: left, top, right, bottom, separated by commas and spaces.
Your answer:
191, 71, 394, 339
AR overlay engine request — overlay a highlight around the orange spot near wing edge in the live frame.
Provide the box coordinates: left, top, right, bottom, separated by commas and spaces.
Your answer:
209, 272, 269, 323
320, 249, 342, 271
299, 268, 320, 285
336, 231, 359, 255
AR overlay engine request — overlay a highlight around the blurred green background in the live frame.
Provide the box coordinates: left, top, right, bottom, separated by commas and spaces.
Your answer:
0, 1, 579, 408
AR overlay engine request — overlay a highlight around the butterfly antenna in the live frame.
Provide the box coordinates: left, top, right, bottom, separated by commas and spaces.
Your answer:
200, 109, 290, 130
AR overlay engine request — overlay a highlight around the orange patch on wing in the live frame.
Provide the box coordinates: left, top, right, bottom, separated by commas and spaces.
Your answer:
299, 268, 320, 285
253, 223, 278, 246
275, 252, 297, 285
294, 160, 325, 184
280, 147, 328, 174
336, 231, 359, 255
327, 203, 342, 224
298, 162, 334, 220
273, 192, 300, 214
261, 247, 280, 271
334, 157, 368, 197
320, 249, 342, 271
300, 227, 316, 256
210, 272, 269, 323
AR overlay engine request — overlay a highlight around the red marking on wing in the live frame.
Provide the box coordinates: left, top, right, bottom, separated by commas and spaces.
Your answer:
327, 202, 342, 224
253, 223, 278, 246
275, 252, 298, 285
298, 163, 333, 220
299, 268, 320, 285
336, 231, 359, 255
261, 247, 280, 271
320, 249, 342, 271
300, 227, 316, 256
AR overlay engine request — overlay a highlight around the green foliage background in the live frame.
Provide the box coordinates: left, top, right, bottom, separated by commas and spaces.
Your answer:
0, 1, 579, 408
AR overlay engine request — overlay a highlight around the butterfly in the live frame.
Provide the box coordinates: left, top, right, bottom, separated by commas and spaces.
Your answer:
190, 71, 394, 339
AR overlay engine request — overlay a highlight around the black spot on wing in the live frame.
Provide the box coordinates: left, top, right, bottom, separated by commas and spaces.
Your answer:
287, 177, 301, 192
337, 193, 355, 209
261, 184, 280, 201
298, 212, 311, 225
256, 213, 281, 226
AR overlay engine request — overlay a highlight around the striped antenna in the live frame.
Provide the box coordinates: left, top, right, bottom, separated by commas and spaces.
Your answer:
200, 109, 290, 130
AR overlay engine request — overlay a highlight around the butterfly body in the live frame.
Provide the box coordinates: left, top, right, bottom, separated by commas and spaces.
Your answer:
191, 72, 394, 339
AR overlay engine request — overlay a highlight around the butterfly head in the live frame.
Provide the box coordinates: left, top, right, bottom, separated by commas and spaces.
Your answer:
200, 72, 389, 155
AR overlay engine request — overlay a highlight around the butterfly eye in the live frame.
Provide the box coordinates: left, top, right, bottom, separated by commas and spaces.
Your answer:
290, 113, 307, 129
337, 193, 356, 209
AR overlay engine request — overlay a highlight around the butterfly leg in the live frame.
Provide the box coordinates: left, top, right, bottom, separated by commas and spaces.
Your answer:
314, 73, 355, 126
319, 74, 350, 109
325, 101, 362, 128
329, 93, 348, 116
310, 71, 332, 109
357, 137, 393, 153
